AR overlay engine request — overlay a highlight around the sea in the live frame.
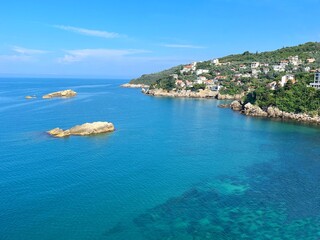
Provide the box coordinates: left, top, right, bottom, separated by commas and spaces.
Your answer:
1, 77, 320, 240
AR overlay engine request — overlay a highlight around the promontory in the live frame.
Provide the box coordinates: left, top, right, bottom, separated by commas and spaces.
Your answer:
47, 121, 115, 138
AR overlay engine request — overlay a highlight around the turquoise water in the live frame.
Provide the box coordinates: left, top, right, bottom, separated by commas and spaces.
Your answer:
1, 78, 320, 240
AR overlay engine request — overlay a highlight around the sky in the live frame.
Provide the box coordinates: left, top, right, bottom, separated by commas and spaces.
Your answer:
0, 0, 319, 79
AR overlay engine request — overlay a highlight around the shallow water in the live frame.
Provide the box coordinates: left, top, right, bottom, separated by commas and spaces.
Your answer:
0, 78, 319, 239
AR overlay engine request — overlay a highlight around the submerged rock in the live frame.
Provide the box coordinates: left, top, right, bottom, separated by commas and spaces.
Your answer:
42, 89, 77, 99
47, 121, 115, 138
218, 104, 230, 108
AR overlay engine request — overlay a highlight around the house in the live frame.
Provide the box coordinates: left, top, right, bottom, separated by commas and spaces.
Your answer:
185, 81, 193, 87
252, 69, 261, 77
307, 58, 316, 63
310, 72, 320, 89
180, 62, 197, 74
280, 60, 289, 68
242, 73, 252, 78
288, 56, 301, 66
196, 69, 210, 75
212, 59, 220, 65
211, 85, 222, 91
280, 74, 295, 87
196, 76, 207, 84
171, 74, 179, 79
251, 62, 260, 69
175, 80, 185, 88
239, 64, 247, 70
305, 66, 311, 72
214, 76, 227, 80
267, 81, 278, 90
263, 67, 270, 74
273, 65, 286, 72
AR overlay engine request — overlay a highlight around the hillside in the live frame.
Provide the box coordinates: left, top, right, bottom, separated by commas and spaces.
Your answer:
130, 65, 182, 85
130, 42, 320, 86
130, 42, 320, 114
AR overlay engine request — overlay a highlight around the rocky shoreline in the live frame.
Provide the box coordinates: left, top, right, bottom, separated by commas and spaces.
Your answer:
143, 88, 244, 100
230, 100, 320, 125
121, 83, 149, 88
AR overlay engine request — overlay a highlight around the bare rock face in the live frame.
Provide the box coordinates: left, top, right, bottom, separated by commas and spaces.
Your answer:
121, 83, 149, 88
47, 122, 115, 138
145, 88, 218, 98
217, 92, 245, 100
230, 101, 243, 111
243, 103, 268, 117
42, 90, 77, 99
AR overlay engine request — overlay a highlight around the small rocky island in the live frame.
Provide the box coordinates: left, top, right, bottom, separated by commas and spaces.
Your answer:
47, 121, 115, 138
42, 89, 77, 99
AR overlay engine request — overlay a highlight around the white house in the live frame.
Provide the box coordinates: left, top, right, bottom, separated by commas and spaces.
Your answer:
273, 65, 286, 72
251, 62, 260, 69
196, 69, 210, 75
288, 56, 301, 66
307, 58, 316, 63
310, 72, 320, 89
212, 59, 220, 65
196, 76, 207, 84
280, 74, 295, 87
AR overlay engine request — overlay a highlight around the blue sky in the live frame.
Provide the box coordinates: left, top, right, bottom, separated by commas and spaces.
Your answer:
0, 0, 319, 78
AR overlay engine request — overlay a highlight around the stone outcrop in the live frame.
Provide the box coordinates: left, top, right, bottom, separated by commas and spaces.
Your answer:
217, 92, 245, 100
47, 121, 115, 138
230, 100, 320, 124
42, 89, 77, 99
121, 83, 149, 88
144, 88, 218, 98
230, 100, 243, 111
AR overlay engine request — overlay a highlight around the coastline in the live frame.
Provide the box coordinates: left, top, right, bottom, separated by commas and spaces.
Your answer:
142, 88, 244, 100
230, 100, 320, 125
121, 83, 149, 88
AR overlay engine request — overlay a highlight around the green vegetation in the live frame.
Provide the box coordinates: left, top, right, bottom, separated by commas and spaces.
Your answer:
130, 66, 181, 85
131, 42, 320, 114
245, 76, 320, 114
220, 42, 320, 64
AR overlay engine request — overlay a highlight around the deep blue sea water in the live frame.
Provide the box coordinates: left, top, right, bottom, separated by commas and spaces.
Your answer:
1, 78, 320, 240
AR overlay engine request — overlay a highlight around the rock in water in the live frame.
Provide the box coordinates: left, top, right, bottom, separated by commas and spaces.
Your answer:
42, 89, 77, 99
25, 95, 36, 99
47, 122, 115, 138
230, 100, 243, 111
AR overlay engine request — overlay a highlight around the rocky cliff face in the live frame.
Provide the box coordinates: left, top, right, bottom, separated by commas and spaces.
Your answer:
217, 93, 245, 100
47, 121, 115, 138
121, 83, 149, 88
42, 90, 77, 99
230, 101, 320, 124
144, 88, 218, 98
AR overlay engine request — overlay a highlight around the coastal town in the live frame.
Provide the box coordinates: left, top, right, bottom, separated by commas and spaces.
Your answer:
126, 42, 320, 124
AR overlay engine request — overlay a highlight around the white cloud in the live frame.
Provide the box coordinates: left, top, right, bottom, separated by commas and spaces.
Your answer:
58, 48, 150, 63
54, 25, 123, 39
12, 46, 49, 55
162, 44, 205, 49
